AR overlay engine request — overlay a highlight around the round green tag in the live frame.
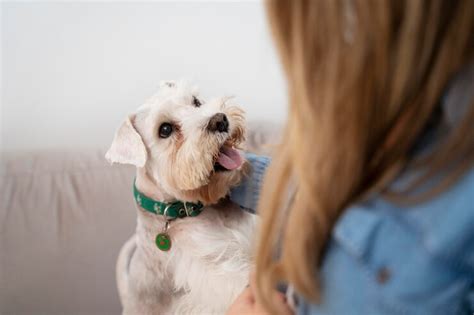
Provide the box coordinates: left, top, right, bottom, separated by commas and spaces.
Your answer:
155, 233, 171, 251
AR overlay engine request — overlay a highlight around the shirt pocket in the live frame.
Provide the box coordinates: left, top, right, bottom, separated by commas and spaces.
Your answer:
334, 205, 470, 315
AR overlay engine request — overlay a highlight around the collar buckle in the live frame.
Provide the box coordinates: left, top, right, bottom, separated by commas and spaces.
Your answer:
184, 202, 193, 216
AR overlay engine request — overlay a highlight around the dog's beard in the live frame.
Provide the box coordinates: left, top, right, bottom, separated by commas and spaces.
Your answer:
155, 129, 246, 205
179, 166, 247, 205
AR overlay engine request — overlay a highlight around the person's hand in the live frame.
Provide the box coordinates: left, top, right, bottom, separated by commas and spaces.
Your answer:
226, 273, 294, 315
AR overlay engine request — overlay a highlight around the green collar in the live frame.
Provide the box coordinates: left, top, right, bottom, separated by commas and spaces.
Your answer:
133, 182, 204, 219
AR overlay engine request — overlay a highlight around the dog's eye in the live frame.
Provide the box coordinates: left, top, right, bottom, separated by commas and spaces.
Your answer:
192, 96, 202, 107
158, 123, 173, 138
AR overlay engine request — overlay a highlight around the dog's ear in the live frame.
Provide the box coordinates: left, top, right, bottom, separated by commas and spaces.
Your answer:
105, 115, 147, 167
159, 80, 177, 89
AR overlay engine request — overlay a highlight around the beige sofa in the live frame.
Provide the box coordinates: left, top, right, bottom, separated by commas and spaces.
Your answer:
0, 122, 279, 315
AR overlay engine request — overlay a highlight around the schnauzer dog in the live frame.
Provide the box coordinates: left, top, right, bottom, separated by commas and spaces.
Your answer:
106, 81, 256, 314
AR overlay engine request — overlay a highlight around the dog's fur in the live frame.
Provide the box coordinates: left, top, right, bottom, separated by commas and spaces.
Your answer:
106, 81, 256, 314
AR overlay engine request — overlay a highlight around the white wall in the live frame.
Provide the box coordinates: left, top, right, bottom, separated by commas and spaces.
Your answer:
1, 1, 286, 151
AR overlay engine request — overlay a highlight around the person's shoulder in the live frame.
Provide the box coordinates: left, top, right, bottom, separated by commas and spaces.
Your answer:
400, 167, 474, 273
326, 168, 474, 314
334, 166, 474, 273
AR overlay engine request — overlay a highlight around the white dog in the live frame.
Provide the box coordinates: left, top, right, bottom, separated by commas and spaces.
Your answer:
106, 81, 256, 315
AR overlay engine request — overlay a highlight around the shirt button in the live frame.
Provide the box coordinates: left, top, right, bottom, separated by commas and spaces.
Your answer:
377, 267, 391, 284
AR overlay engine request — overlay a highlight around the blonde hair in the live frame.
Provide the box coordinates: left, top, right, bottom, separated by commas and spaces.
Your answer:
256, 0, 474, 311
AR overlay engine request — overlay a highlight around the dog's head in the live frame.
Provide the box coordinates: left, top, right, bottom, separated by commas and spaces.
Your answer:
106, 80, 246, 204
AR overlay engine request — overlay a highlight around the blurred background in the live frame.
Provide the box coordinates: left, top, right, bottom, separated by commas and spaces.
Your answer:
2, 0, 286, 152
1, 1, 284, 314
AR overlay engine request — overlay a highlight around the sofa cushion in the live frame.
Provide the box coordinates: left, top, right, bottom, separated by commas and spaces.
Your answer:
1, 150, 135, 315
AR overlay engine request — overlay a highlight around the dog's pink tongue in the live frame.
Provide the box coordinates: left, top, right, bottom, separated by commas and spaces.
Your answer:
217, 146, 243, 170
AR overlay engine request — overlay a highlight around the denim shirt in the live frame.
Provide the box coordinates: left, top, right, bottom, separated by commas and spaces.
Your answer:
229, 65, 474, 315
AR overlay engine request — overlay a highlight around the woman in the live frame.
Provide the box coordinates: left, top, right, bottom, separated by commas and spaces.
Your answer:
228, 1, 474, 314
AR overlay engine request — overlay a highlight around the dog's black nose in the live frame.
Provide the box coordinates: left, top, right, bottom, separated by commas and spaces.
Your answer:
207, 113, 229, 133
